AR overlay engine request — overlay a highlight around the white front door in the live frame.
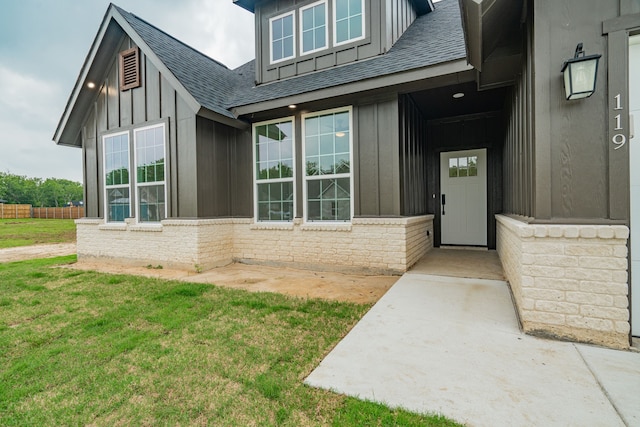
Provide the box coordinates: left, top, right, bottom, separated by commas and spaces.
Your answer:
440, 149, 487, 246
629, 35, 640, 336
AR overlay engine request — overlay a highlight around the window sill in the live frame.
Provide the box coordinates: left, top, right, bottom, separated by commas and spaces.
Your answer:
129, 223, 163, 232
251, 222, 295, 231
98, 223, 127, 231
300, 223, 352, 232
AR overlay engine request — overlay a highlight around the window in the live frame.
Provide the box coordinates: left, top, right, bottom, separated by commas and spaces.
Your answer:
303, 108, 352, 221
119, 47, 141, 91
270, 12, 295, 63
300, 1, 327, 55
134, 124, 166, 222
334, 0, 364, 46
254, 119, 295, 221
449, 156, 478, 178
104, 132, 130, 222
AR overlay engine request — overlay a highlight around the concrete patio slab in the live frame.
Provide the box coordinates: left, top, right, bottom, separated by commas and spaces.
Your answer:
305, 273, 638, 426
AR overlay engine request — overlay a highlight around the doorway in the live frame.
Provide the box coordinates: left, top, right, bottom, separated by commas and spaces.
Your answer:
439, 149, 488, 246
630, 34, 640, 336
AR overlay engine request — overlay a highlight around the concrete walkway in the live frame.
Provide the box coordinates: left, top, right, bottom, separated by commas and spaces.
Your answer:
305, 271, 640, 426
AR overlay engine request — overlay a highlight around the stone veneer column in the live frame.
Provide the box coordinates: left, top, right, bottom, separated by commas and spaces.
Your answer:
496, 215, 630, 349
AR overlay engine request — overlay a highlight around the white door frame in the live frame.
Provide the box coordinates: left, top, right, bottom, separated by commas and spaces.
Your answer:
629, 34, 640, 336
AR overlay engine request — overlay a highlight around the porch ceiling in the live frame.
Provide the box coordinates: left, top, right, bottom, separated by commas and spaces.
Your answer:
408, 81, 506, 120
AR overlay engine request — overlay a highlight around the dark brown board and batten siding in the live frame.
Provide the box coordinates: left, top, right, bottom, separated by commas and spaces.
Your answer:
531, 0, 619, 220
254, 0, 419, 84
195, 116, 253, 217
81, 36, 198, 219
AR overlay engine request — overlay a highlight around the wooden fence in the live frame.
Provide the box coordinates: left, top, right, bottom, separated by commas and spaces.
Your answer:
0, 204, 85, 219
0, 204, 32, 219
32, 207, 85, 219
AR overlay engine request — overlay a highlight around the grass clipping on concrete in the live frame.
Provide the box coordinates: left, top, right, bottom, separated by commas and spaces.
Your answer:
0, 256, 460, 426
0, 219, 76, 248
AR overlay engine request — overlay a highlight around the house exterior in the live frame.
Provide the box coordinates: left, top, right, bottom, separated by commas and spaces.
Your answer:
54, 0, 640, 349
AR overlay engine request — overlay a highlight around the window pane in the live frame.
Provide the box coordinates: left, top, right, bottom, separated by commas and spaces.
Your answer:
273, 40, 283, 61
305, 117, 319, 136
336, 20, 349, 43
107, 187, 130, 222
303, 30, 314, 53
315, 28, 325, 49
469, 156, 478, 176
307, 178, 351, 221
306, 159, 320, 176
283, 36, 294, 58
282, 14, 293, 37
272, 18, 282, 39
335, 153, 350, 173
449, 158, 458, 178
105, 133, 130, 189
138, 184, 165, 223
303, 8, 313, 29
316, 5, 326, 25
320, 134, 334, 155
336, 0, 348, 20
350, 15, 362, 39
458, 157, 468, 177
349, 0, 362, 14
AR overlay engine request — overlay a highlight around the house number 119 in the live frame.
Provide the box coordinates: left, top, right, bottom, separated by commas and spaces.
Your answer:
613, 93, 626, 150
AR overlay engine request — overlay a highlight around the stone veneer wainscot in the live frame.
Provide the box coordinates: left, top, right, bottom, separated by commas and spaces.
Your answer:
76, 215, 433, 275
496, 214, 630, 349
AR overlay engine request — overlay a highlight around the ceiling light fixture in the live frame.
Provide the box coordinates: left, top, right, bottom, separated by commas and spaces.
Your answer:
452, 92, 464, 99
288, 104, 297, 109
87, 82, 96, 89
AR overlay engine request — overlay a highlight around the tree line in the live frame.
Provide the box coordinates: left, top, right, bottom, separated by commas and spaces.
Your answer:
0, 172, 83, 207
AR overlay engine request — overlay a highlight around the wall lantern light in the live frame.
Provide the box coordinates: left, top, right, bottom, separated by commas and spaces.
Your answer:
561, 43, 601, 100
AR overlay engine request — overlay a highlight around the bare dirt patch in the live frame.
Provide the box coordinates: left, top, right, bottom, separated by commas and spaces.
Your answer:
0, 243, 76, 263
69, 261, 399, 304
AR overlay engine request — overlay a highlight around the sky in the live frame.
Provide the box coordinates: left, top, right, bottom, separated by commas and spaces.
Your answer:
0, 0, 256, 183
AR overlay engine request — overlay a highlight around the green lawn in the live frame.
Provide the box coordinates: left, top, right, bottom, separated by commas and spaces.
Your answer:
0, 219, 76, 248
0, 256, 460, 426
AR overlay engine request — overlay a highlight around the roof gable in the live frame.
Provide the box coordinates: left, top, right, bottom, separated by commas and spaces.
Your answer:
54, 4, 242, 147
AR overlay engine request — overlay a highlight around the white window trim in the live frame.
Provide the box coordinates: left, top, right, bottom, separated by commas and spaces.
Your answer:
133, 123, 168, 224
252, 117, 297, 222
102, 130, 131, 223
301, 106, 354, 224
269, 11, 296, 64
299, 0, 329, 57
332, 0, 366, 47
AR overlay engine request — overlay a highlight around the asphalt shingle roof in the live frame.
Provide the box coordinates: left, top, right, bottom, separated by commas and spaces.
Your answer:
228, 0, 465, 108
115, 0, 465, 116
115, 5, 242, 119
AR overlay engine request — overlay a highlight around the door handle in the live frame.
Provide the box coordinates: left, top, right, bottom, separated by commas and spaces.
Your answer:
441, 194, 445, 215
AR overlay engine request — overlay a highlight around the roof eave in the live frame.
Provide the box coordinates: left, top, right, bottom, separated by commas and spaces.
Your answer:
231, 58, 472, 117
458, 0, 483, 71
54, 5, 203, 147
53, 5, 119, 146
233, 0, 255, 13
411, 0, 436, 16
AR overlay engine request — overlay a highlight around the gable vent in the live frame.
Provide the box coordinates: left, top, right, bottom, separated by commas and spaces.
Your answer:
119, 47, 141, 91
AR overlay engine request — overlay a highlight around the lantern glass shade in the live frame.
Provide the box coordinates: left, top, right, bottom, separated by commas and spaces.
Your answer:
561, 52, 601, 100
